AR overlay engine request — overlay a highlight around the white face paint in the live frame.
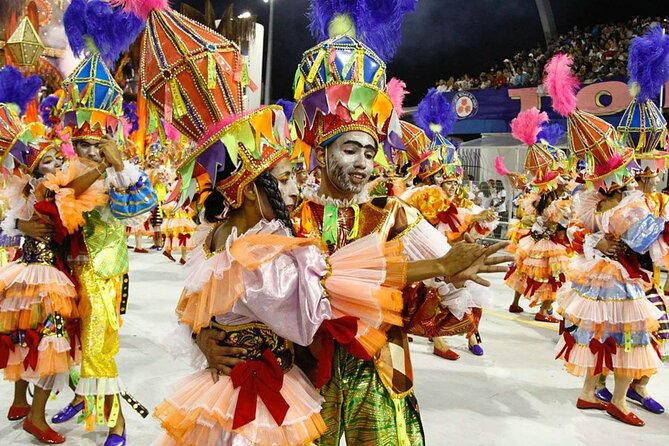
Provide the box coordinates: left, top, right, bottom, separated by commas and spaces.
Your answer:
270, 157, 299, 212
75, 139, 103, 162
37, 149, 62, 176
325, 131, 376, 195
442, 179, 458, 199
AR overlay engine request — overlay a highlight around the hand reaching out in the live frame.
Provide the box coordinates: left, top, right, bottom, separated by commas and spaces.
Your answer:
450, 241, 513, 287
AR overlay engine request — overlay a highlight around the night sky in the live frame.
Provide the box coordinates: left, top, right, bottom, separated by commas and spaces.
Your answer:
176, 0, 669, 106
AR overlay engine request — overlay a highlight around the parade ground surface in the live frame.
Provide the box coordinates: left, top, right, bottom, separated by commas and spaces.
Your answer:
1, 249, 668, 445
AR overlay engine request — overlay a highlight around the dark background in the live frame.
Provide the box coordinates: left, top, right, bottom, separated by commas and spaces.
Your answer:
175, 0, 669, 105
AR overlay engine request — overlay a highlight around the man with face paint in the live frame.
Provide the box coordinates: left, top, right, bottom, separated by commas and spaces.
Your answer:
286, 13, 511, 444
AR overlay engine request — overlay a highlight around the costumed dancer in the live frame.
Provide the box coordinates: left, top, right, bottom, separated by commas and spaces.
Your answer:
0, 69, 106, 444
284, 2, 509, 444
593, 24, 669, 415
503, 108, 572, 322
547, 54, 665, 427
49, 2, 157, 444
0, 68, 59, 435
161, 187, 197, 265
156, 103, 421, 446
400, 89, 498, 360
147, 147, 169, 251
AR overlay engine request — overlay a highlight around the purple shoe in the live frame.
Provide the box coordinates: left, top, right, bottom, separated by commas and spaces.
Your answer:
51, 401, 85, 424
104, 429, 126, 446
627, 387, 665, 414
595, 387, 612, 403
469, 343, 484, 356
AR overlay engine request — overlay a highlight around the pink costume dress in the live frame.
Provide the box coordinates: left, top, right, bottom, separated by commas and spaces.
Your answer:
555, 190, 666, 379
0, 168, 106, 392
156, 220, 406, 446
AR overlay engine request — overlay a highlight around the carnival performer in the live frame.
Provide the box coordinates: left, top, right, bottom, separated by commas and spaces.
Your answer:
155, 103, 445, 446
48, 3, 157, 445
594, 25, 669, 416
400, 92, 498, 360
161, 188, 197, 265
279, 3, 509, 444
503, 108, 572, 322
546, 53, 665, 427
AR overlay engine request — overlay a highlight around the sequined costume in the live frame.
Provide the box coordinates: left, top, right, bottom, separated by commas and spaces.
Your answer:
66, 158, 156, 429
294, 194, 479, 446
56, 50, 158, 430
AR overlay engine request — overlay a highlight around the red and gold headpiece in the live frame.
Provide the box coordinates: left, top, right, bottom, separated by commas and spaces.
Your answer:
178, 106, 290, 208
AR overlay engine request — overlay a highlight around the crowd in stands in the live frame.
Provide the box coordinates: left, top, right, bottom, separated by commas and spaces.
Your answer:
436, 16, 668, 92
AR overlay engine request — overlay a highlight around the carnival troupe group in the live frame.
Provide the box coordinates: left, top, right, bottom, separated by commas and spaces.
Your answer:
0, 0, 668, 445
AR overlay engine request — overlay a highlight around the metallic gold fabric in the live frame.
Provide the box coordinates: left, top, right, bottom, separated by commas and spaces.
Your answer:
317, 345, 424, 446
82, 211, 128, 279
21, 236, 57, 265
74, 262, 122, 379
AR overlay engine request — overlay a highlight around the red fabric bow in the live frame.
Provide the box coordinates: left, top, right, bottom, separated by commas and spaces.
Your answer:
33, 201, 67, 244
0, 334, 15, 369
315, 316, 371, 388
589, 337, 617, 375
230, 349, 289, 430
437, 204, 461, 233
65, 320, 81, 360
177, 233, 191, 246
504, 263, 517, 281
555, 332, 576, 362
617, 252, 650, 283
23, 330, 41, 371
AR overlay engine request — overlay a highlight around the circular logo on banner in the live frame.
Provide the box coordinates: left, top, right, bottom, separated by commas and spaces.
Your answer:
453, 92, 478, 119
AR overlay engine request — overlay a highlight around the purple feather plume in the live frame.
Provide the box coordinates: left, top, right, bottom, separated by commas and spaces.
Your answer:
415, 88, 457, 140
39, 94, 60, 126
122, 101, 139, 135
0, 65, 42, 114
537, 122, 565, 146
64, 0, 144, 66
276, 99, 296, 122
628, 24, 669, 101
307, 0, 418, 61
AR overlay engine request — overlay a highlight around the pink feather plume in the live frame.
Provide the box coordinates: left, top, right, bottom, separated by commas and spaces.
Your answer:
510, 107, 548, 146
543, 54, 580, 117
386, 77, 409, 117
109, 0, 169, 20
494, 156, 510, 176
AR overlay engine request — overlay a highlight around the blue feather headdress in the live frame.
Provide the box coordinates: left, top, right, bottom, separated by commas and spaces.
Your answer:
39, 94, 61, 127
0, 65, 42, 115
307, 0, 418, 61
618, 24, 669, 168
628, 24, 669, 101
537, 122, 565, 147
415, 88, 457, 140
64, 0, 144, 66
